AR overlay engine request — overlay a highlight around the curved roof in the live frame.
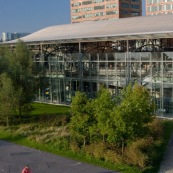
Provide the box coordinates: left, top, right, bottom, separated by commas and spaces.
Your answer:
3, 14, 173, 44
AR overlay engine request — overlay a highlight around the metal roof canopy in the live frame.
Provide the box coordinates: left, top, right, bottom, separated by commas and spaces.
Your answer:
2, 14, 173, 45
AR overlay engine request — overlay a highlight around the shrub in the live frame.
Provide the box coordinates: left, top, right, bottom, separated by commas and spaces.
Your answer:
84, 142, 106, 160
124, 138, 154, 168
148, 118, 164, 140
70, 141, 81, 152
104, 149, 123, 164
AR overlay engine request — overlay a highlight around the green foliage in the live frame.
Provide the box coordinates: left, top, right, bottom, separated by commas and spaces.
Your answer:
0, 41, 38, 121
0, 73, 16, 126
0, 46, 10, 74
111, 83, 155, 146
69, 91, 93, 145
8, 41, 35, 117
92, 86, 115, 142
69, 83, 160, 170
124, 138, 152, 168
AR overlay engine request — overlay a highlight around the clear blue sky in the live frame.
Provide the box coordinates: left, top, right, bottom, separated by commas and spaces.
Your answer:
0, 0, 146, 36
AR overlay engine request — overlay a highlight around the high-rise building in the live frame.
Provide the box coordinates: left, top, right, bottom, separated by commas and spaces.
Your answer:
146, 0, 173, 16
1, 32, 30, 42
70, 0, 142, 23
2, 32, 11, 42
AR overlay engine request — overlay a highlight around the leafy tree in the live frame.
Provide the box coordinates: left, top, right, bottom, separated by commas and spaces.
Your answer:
0, 41, 36, 121
92, 86, 115, 142
0, 73, 16, 126
0, 46, 10, 74
7, 41, 35, 118
111, 83, 155, 153
69, 91, 93, 146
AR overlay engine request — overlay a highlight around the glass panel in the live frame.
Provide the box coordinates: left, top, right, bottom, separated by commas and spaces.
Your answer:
129, 52, 140, 61
141, 52, 150, 61
116, 53, 126, 61
151, 52, 161, 61
163, 84, 173, 117
107, 53, 115, 61
163, 52, 173, 61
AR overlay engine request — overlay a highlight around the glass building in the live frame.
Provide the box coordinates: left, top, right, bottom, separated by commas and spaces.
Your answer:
3, 14, 173, 118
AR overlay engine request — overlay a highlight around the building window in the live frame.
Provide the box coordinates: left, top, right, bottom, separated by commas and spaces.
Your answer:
95, 12, 104, 16
106, 10, 118, 15
121, 10, 130, 15
106, 4, 117, 8
131, 4, 140, 9
121, 3, 129, 8
83, 13, 94, 18
82, 1, 92, 5
72, 2, 81, 7
83, 7, 93, 11
94, 0, 104, 3
94, 5, 105, 10
131, 12, 139, 16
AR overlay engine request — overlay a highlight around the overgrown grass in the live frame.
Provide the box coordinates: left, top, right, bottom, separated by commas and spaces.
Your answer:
142, 119, 173, 173
0, 103, 173, 173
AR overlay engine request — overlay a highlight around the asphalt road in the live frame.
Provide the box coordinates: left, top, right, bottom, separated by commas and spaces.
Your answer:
0, 140, 118, 173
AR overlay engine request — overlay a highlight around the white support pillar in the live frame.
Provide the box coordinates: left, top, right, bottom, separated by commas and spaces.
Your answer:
79, 42, 81, 54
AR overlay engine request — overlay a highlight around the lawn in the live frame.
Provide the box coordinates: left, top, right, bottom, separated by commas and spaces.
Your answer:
31, 102, 70, 116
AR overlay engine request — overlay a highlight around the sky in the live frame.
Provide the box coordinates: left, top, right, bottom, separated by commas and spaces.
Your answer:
0, 0, 146, 36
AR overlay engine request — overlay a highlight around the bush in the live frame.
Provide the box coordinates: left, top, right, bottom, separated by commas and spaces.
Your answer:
84, 142, 106, 160
70, 141, 81, 152
104, 149, 123, 164
148, 118, 164, 140
124, 138, 153, 168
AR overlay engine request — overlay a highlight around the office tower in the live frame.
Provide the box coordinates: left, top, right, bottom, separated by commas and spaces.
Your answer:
70, 0, 142, 23
2, 32, 11, 42
146, 0, 173, 15
1, 32, 30, 42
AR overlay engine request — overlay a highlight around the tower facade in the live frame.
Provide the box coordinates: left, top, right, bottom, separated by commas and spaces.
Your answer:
1, 32, 30, 42
146, 0, 173, 16
71, 0, 142, 23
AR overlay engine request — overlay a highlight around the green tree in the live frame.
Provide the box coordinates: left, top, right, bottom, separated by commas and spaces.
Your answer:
0, 73, 16, 126
92, 86, 115, 142
111, 83, 155, 154
0, 46, 10, 74
69, 91, 93, 146
7, 41, 35, 119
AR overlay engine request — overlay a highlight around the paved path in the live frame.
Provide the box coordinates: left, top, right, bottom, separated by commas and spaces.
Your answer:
0, 140, 118, 173
158, 133, 173, 173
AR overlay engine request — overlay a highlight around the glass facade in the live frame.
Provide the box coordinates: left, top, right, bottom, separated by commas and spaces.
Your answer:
32, 39, 173, 118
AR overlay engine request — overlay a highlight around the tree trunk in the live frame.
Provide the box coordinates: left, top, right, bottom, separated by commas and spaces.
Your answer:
6, 116, 9, 127
122, 139, 125, 155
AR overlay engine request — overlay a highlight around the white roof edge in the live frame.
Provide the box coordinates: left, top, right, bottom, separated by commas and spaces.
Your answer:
1, 14, 173, 45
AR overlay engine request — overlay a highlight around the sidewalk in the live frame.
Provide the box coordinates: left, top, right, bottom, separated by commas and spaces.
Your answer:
158, 133, 173, 173
0, 140, 118, 173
